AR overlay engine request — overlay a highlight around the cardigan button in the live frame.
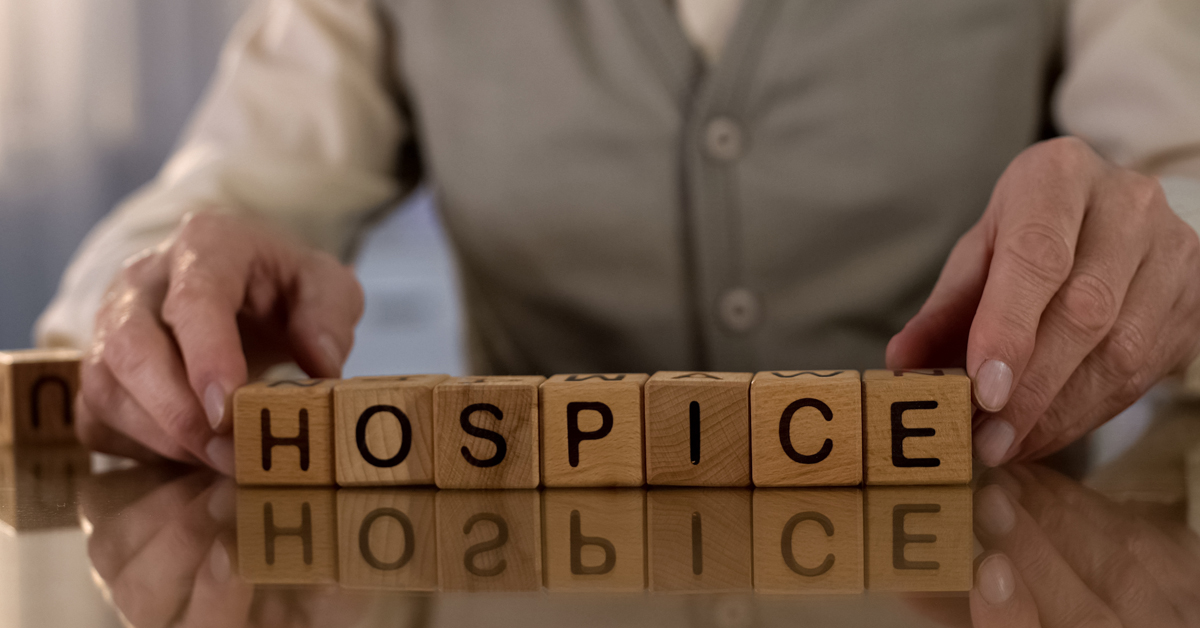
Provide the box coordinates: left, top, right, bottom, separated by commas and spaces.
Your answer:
718, 287, 761, 334
704, 116, 745, 161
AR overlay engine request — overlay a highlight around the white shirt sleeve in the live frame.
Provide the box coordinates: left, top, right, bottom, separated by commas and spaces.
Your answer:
35, 0, 405, 350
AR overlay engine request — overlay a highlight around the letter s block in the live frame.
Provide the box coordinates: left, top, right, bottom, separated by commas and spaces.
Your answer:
863, 370, 971, 485
433, 376, 544, 489
540, 374, 648, 487
0, 349, 81, 446
234, 380, 336, 486
750, 370, 862, 486
333, 375, 447, 486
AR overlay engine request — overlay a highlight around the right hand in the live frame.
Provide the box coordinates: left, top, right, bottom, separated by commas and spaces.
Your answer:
78, 211, 365, 473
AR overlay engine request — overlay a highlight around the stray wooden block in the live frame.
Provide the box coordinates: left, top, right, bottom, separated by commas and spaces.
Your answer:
750, 370, 862, 487
234, 379, 337, 486
864, 485, 972, 591
540, 374, 648, 487
0, 349, 81, 446
862, 370, 972, 485
435, 490, 541, 591
433, 376, 544, 489
647, 489, 752, 591
333, 375, 447, 486
236, 488, 338, 583
752, 489, 863, 593
542, 489, 645, 591
0, 445, 91, 532
337, 489, 437, 590
644, 372, 751, 487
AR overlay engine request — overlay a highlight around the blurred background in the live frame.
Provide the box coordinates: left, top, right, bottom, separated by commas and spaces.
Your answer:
0, 0, 465, 376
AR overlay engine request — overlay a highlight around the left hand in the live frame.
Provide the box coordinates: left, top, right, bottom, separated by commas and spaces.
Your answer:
887, 137, 1200, 466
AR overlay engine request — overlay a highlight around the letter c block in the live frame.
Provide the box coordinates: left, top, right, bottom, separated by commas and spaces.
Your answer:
750, 370, 862, 486
433, 376, 544, 489
234, 380, 337, 486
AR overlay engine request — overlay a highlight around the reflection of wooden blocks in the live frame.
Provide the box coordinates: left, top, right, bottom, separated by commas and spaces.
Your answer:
236, 488, 338, 583
435, 490, 541, 591
333, 375, 447, 486
337, 489, 437, 590
645, 372, 751, 487
234, 380, 337, 486
865, 486, 972, 591
0, 445, 91, 531
540, 374, 647, 487
862, 370, 971, 485
542, 489, 645, 591
0, 349, 82, 445
750, 371, 862, 487
752, 489, 863, 593
433, 377, 544, 489
647, 489, 752, 591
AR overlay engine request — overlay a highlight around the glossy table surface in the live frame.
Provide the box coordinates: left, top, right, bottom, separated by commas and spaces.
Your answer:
2, 395, 1200, 627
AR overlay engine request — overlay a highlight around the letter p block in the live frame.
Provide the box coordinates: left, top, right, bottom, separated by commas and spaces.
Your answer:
540, 374, 648, 487
862, 370, 971, 485
433, 376, 544, 489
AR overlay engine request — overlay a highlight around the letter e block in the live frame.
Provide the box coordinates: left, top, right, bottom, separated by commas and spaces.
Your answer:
433, 376, 544, 489
333, 375, 447, 486
865, 486, 972, 591
236, 488, 338, 583
540, 374, 647, 487
863, 370, 971, 485
0, 349, 81, 446
752, 489, 863, 593
750, 370, 862, 486
337, 489, 437, 590
234, 380, 336, 486
647, 489, 752, 591
543, 489, 645, 591
435, 490, 541, 591
645, 372, 751, 486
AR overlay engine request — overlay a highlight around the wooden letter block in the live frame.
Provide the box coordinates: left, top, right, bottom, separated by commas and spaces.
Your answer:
864, 486, 972, 591
433, 376, 544, 489
542, 489, 645, 591
750, 370, 862, 487
337, 489, 437, 590
0, 349, 81, 446
752, 489, 863, 594
540, 374, 648, 487
644, 372, 751, 487
435, 490, 541, 591
333, 375, 447, 486
234, 379, 336, 486
862, 369, 971, 485
647, 489, 752, 591
236, 488, 338, 583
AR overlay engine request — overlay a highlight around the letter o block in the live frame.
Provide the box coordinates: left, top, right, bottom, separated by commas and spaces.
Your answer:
433, 376, 545, 489
540, 374, 648, 487
234, 379, 336, 486
863, 370, 971, 485
750, 370, 862, 486
333, 375, 447, 486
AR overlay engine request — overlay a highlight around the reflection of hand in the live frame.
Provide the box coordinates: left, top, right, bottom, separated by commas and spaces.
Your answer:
971, 464, 1200, 627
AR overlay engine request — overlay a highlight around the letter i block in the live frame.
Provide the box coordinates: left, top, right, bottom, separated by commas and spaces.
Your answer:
647, 489, 753, 591
542, 489, 645, 591
750, 370, 862, 486
433, 376, 545, 489
333, 375, 447, 486
234, 380, 336, 486
644, 372, 752, 486
236, 488, 338, 583
540, 374, 648, 487
337, 489, 437, 590
0, 349, 82, 446
862, 370, 972, 485
865, 486, 972, 591
752, 489, 864, 593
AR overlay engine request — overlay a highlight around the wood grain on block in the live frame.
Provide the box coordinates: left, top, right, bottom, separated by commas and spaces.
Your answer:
542, 489, 645, 591
750, 370, 862, 487
0, 445, 91, 532
435, 490, 542, 591
540, 374, 648, 487
0, 349, 81, 446
337, 489, 437, 590
864, 485, 972, 591
862, 370, 972, 485
647, 489, 752, 591
1189, 442, 1200, 536
433, 376, 544, 489
234, 379, 337, 486
333, 375, 447, 486
236, 488, 338, 584
645, 372, 752, 487
752, 488, 864, 593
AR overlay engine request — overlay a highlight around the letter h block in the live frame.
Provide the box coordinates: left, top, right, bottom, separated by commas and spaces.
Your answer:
863, 370, 971, 485
333, 375, 447, 486
0, 349, 82, 446
750, 370, 862, 486
539, 373, 648, 487
433, 376, 545, 489
234, 379, 336, 486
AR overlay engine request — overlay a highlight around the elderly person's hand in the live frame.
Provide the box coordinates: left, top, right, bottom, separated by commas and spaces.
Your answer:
887, 137, 1200, 466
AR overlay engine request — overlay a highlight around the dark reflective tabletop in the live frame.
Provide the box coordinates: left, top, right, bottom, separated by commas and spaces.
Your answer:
3, 396, 1200, 627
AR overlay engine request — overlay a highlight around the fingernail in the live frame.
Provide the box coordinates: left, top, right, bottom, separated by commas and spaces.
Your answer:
977, 554, 1016, 605
317, 334, 343, 373
204, 383, 226, 431
974, 359, 1013, 412
975, 484, 1016, 536
205, 437, 235, 476
209, 540, 231, 583
975, 419, 1015, 467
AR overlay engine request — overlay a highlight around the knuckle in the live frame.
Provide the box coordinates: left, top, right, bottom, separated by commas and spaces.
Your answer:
1012, 368, 1058, 416
160, 270, 219, 324
1025, 136, 1095, 175
1056, 272, 1119, 338
1101, 320, 1151, 381
1003, 223, 1074, 285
